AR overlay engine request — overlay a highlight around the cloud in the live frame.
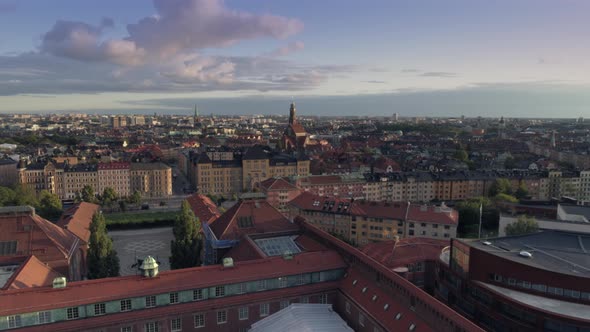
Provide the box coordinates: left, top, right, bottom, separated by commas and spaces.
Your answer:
161, 54, 235, 84
363, 80, 387, 84
40, 0, 304, 67
266, 41, 305, 57
401, 68, 420, 73
419, 71, 457, 78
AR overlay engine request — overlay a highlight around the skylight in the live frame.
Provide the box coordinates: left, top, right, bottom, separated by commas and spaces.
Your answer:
254, 236, 302, 257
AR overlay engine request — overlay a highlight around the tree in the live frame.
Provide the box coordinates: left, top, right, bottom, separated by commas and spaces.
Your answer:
454, 149, 469, 162
128, 190, 142, 205
456, 197, 499, 237
489, 178, 513, 196
100, 187, 118, 208
81, 185, 98, 203
505, 215, 539, 236
515, 183, 529, 199
119, 200, 127, 212
0, 186, 16, 206
13, 184, 39, 207
494, 193, 518, 203
87, 212, 120, 279
37, 190, 63, 220
170, 201, 201, 269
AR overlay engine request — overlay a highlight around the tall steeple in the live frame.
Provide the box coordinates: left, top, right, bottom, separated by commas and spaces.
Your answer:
289, 102, 296, 125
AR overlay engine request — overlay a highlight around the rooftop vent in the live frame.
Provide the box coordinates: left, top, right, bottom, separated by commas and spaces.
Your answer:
283, 250, 294, 260
52, 277, 67, 289
140, 256, 159, 278
222, 257, 234, 268
384, 304, 389, 311
519, 251, 533, 258
483, 241, 492, 246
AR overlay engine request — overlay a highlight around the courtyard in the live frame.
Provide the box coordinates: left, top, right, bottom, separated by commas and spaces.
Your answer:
110, 227, 173, 276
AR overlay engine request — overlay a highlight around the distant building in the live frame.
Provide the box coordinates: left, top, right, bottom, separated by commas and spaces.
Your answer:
259, 178, 302, 212
281, 103, 309, 153
0, 158, 17, 187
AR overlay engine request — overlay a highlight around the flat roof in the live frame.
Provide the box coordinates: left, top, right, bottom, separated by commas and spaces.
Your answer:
477, 282, 590, 322
250, 304, 353, 332
469, 230, 590, 277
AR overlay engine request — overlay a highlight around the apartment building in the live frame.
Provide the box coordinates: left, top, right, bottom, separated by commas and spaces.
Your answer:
18, 160, 172, 199
287, 192, 458, 246
182, 146, 310, 198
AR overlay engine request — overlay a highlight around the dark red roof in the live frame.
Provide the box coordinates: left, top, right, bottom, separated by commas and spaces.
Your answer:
185, 194, 221, 225
340, 268, 434, 332
0, 250, 346, 316
361, 238, 450, 267
289, 192, 407, 219
57, 202, 100, 244
209, 200, 298, 240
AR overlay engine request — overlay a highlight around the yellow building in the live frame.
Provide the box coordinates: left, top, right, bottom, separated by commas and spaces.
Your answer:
130, 162, 172, 198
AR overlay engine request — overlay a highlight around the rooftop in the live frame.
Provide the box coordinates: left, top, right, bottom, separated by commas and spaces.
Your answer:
361, 238, 450, 268
250, 304, 353, 332
477, 281, 590, 322
469, 230, 590, 277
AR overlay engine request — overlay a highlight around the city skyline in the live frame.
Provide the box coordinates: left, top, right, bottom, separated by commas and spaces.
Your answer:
1, 0, 589, 116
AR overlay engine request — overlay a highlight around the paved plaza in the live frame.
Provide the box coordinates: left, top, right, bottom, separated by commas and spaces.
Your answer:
110, 227, 173, 276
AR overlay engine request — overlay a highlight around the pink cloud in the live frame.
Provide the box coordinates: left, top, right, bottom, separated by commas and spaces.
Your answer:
267, 41, 305, 57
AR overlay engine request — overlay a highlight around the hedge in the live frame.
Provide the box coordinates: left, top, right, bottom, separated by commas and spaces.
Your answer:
105, 211, 176, 230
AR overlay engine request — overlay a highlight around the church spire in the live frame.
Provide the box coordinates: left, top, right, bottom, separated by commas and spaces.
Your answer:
289, 102, 296, 125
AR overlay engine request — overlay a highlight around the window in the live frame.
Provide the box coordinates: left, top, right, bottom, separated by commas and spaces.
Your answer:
194, 314, 205, 328
217, 310, 227, 324
146, 295, 156, 308
171, 318, 182, 332
409, 230, 414, 236
297, 274, 306, 285
144, 321, 159, 332
239, 306, 249, 320
319, 294, 328, 304
120, 299, 132, 312
359, 314, 365, 327
193, 289, 203, 301
260, 303, 269, 317
215, 286, 225, 297
346, 301, 351, 314
66, 307, 79, 320
38, 311, 52, 324
8, 315, 22, 328
280, 300, 289, 310
508, 278, 516, 286
94, 303, 106, 315
300, 296, 309, 304
237, 216, 253, 228
121, 327, 132, 332
236, 283, 247, 294
258, 279, 267, 291
278, 277, 288, 288
0, 240, 17, 255
170, 292, 179, 304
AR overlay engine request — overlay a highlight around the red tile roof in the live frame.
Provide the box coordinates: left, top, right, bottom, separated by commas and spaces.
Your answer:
300, 175, 343, 185
361, 238, 450, 267
0, 250, 346, 316
30, 213, 80, 260
57, 202, 100, 244
340, 268, 434, 332
260, 177, 298, 191
209, 200, 298, 240
222, 236, 266, 262
289, 192, 407, 219
1, 255, 62, 290
185, 194, 221, 225
407, 205, 458, 225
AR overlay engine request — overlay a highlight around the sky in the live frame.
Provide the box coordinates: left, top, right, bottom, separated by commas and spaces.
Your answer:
0, 0, 589, 117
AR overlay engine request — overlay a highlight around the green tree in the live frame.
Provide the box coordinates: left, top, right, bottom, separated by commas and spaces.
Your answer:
489, 178, 513, 196
454, 149, 469, 162
515, 183, 529, 199
505, 215, 539, 236
100, 187, 118, 208
0, 186, 16, 206
494, 193, 519, 203
170, 201, 201, 269
128, 190, 142, 205
81, 185, 98, 203
456, 197, 499, 237
13, 184, 39, 207
37, 190, 63, 220
87, 212, 120, 279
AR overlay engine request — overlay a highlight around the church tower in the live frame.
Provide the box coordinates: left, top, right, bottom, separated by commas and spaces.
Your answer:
289, 102, 296, 125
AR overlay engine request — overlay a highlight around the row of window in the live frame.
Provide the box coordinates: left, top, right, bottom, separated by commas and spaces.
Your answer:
490, 274, 590, 302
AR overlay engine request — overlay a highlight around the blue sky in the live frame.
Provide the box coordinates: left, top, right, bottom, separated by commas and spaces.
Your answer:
0, 0, 589, 116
